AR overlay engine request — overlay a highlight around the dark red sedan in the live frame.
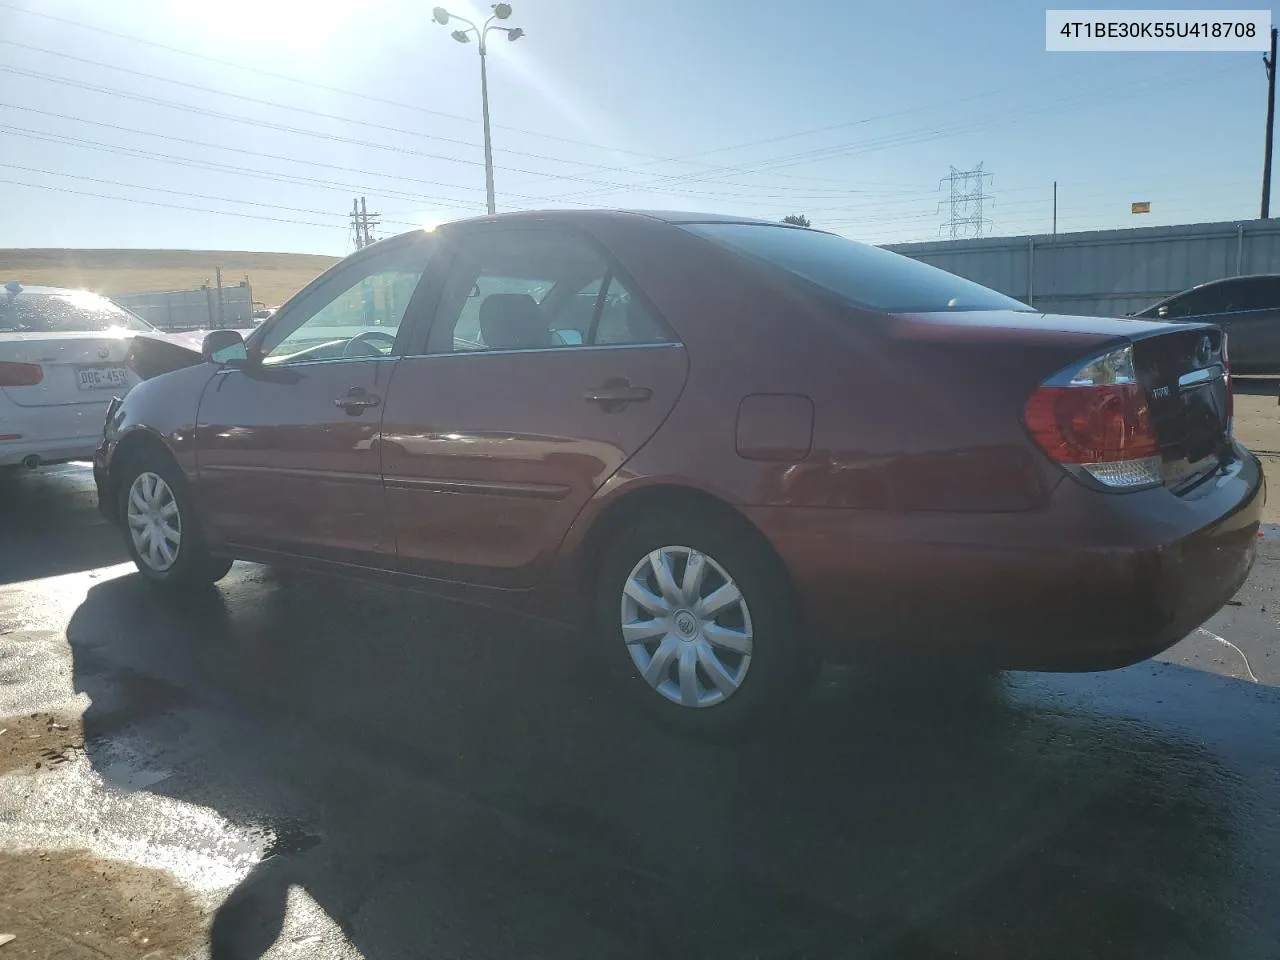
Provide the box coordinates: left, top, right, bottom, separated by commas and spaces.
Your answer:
94, 211, 1263, 733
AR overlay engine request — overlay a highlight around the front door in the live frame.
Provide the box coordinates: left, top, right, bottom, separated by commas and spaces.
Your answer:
380, 226, 688, 588
195, 234, 438, 563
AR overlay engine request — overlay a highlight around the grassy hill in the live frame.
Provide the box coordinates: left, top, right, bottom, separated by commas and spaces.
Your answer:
0, 249, 341, 308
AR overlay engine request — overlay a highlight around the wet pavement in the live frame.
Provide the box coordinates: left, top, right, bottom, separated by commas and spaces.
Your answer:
1, 464, 1278, 959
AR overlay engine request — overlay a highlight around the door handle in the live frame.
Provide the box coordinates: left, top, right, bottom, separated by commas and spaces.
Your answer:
334, 388, 381, 414
584, 379, 652, 408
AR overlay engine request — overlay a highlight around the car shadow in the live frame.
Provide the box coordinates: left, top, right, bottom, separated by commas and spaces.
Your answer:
0, 465, 128, 584
65, 569, 1280, 960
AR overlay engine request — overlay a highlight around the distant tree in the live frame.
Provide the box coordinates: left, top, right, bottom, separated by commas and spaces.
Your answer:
781, 214, 811, 227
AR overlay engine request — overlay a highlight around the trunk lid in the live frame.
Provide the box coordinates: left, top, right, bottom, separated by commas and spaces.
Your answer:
898, 311, 1232, 492
0, 332, 138, 407
1130, 324, 1232, 489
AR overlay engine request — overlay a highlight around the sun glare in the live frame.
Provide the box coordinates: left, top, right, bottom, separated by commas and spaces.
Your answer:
170, 0, 357, 51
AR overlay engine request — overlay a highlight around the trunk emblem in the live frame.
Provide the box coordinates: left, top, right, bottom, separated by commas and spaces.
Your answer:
97, 346, 111, 360
1195, 335, 1212, 367
1152, 385, 1172, 399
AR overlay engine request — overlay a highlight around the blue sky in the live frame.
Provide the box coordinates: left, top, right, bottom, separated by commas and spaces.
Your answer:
0, 0, 1271, 253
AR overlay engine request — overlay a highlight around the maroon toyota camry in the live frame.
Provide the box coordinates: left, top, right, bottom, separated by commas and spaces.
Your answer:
94, 211, 1263, 732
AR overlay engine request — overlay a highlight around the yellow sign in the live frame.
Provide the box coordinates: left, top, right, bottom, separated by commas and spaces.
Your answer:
1131, 202, 1151, 214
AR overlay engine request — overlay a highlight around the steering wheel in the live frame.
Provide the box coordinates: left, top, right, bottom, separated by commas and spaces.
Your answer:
342, 329, 398, 359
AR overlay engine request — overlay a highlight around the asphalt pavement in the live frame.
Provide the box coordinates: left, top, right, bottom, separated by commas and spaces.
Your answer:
0, 463, 1278, 959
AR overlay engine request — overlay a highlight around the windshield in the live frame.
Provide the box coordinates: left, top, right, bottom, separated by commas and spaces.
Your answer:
0, 290, 155, 333
684, 223, 1033, 314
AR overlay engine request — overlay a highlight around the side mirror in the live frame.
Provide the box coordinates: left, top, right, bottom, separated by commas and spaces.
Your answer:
552, 328, 584, 346
201, 329, 248, 364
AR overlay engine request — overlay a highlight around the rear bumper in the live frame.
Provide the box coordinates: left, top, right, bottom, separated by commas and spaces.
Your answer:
747, 445, 1265, 670
0, 396, 117, 467
0, 434, 101, 467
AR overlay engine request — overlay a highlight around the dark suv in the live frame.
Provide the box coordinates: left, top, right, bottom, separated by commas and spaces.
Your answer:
1134, 275, 1280, 372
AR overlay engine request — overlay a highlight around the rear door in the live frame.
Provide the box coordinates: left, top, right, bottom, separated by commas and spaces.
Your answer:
194, 234, 437, 563
1208, 277, 1280, 369
381, 225, 689, 588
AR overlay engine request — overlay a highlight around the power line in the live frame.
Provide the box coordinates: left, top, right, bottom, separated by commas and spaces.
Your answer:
530, 64, 1237, 205
0, 6, 940, 188
0, 65, 666, 192
0, 101, 925, 209
0, 39, 663, 174
0, 123, 485, 211
0, 160, 364, 219
0, 176, 352, 229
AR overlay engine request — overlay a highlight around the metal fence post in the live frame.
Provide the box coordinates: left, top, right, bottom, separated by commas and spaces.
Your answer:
1027, 237, 1035, 307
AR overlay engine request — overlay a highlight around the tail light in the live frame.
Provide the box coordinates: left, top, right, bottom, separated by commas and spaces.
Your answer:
0, 361, 43, 386
1023, 343, 1161, 490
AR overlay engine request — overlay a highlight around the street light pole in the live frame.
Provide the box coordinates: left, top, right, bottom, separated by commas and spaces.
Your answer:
478, 32, 496, 215
432, 4, 525, 216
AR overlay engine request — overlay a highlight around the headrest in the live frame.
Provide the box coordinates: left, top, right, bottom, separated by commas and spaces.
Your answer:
479, 293, 550, 350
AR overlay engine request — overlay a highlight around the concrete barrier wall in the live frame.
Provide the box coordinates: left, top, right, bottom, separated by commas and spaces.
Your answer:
885, 218, 1280, 317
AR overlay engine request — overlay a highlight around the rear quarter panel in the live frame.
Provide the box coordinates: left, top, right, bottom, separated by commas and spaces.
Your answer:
571, 219, 1113, 517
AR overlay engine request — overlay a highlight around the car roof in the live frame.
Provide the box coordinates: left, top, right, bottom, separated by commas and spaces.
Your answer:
2, 283, 97, 297
442, 209, 787, 228
1184, 274, 1280, 290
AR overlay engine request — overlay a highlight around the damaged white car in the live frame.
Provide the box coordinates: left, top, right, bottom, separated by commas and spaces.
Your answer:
0, 282, 204, 471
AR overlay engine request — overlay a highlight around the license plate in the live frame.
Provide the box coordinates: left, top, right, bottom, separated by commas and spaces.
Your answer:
76, 366, 128, 391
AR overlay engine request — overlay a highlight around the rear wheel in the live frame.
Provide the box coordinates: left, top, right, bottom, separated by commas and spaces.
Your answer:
117, 451, 232, 588
595, 508, 811, 736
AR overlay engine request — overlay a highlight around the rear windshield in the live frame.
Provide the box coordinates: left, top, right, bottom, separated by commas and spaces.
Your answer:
684, 223, 1032, 314
0, 291, 154, 333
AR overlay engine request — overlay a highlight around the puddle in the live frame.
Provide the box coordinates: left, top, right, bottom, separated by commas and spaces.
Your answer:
0, 712, 84, 776
0, 849, 205, 958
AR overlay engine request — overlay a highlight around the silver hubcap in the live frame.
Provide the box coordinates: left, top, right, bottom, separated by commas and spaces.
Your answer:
126, 472, 182, 572
621, 545, 753, 708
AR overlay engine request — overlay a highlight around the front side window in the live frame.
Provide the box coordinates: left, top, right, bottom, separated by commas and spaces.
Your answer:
429, 230, 674, 353
259, 238, 434, 364
1157, 285, 1226, 319
683, 222, 1032, 314
0, 290, 154, 333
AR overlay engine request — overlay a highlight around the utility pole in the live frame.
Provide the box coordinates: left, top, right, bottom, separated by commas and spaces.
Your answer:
1052, 181, 1058, 237
349, 198, 362, 250
215, 266, 224, 328
1262, 25, 1277, 219
360, 196, 381, 248
349, 196, 381, 249
938, 164, 993, 239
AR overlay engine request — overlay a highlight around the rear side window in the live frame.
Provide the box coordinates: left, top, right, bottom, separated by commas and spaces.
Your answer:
429, 229, 675, 353
0, 290, 154, 333
683, 223, 1031, 314
1227, 277, 1280, 312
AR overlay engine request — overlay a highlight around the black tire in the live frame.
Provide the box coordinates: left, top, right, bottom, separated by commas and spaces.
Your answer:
594, 507, 813, 737
116, 448, 232, 589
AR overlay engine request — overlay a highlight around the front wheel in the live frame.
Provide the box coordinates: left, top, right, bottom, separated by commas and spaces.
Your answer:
118, 452, 232, 588
595, 509, 812, 736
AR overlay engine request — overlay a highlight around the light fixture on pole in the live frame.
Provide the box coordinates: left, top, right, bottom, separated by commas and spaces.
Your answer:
432, 4, 525, 215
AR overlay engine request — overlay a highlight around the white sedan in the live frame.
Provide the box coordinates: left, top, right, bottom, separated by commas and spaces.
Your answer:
0, 283, 154, 471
